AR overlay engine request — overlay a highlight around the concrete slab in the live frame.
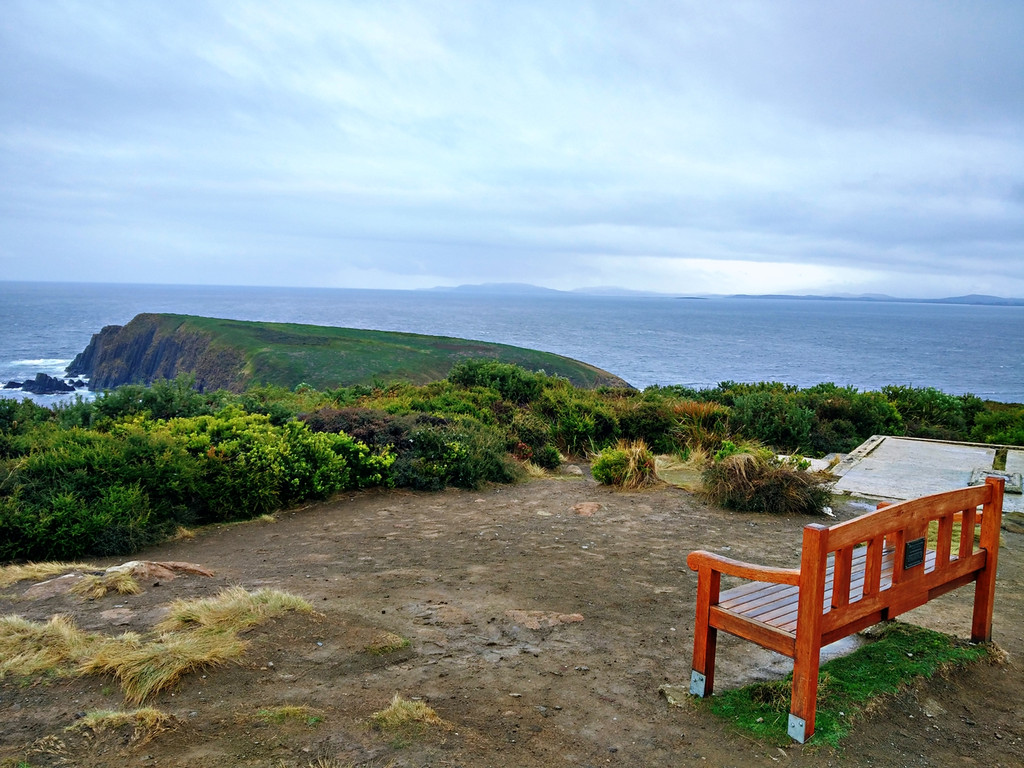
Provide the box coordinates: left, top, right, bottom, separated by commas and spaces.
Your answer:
832, 435, 1024, 514
1007, 450, 1024, 476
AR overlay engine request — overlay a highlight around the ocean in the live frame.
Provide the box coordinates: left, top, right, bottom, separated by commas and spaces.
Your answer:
2, 281, 1023, 405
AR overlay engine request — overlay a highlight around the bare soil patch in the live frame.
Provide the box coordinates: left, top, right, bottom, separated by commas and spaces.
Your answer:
2, 472, 1023, 767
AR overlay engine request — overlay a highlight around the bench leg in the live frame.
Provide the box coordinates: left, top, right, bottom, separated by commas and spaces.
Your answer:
788, 644, 820, 743
690, 626, 717, 697
690, 568, 720, 697
972, 477, 1004, 643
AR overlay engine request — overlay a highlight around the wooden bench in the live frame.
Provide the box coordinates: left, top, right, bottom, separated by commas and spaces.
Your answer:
686, 476, 1005, 743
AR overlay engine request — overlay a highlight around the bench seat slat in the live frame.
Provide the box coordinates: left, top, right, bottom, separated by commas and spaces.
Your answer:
713, 547, 977, 635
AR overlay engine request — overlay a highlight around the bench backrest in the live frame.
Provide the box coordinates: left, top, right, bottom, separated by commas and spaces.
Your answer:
798, 476, 1004, 636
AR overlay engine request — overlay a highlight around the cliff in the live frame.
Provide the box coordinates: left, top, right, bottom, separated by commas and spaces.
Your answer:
67, 314, 246, 391
67, 313, 631, 392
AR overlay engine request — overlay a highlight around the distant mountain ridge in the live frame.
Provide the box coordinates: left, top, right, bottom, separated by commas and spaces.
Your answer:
426, 283, 1024, 305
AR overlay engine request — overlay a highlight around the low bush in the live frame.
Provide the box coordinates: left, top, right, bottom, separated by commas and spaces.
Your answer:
673, 400, 731, 452
0, 408, 391, 562
700, 444, 833, 515
537, 385, 619, 456
592, 440, 658, 489
390, 417, 522, 491
616, 398, 681, 454
448, 358, 545, 404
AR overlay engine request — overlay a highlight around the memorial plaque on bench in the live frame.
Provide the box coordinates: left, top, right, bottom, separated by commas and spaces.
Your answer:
904, 537, 926, 570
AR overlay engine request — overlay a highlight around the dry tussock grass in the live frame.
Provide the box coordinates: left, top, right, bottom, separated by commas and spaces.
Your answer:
155, 586, 313, 634
67, 708, 175, 743
2, 587, 312, 704
70, 571, 141, 600
370, 694, 452, 733
0, 562, 97, 588
0, 614, 97, 678
82, 629, 247, 704
365, 631, 410, 655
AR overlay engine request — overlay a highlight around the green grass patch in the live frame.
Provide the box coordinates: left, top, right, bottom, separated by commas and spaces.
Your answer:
703, 622, 992, 747
255, 705, 323, 727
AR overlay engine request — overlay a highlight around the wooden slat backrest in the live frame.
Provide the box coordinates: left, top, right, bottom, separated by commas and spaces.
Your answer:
809, 480, 997, 612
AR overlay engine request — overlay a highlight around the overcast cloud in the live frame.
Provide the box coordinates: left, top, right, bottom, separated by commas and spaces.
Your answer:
1, 1, 1022, 296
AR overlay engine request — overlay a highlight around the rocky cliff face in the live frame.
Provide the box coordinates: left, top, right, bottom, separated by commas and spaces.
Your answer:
66, 314, 247, 392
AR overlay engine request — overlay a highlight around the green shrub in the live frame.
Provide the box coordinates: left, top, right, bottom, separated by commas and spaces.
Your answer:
532, 444, 562, 470
882, 385, 972, 439
616, 399, 681, 454
0, 405, 392, 562
391, 418, 521, 491
730, 391, 814, 454
592, 440, 657, 489
448, 359, 545, 404
971, 408, 1024, 445
537, 386, 618, 456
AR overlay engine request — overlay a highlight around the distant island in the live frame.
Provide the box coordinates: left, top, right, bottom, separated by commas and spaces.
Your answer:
427, 283, 1024, 306
66, 313, 630, 392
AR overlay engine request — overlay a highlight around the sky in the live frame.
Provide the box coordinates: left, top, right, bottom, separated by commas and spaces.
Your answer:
1, 1, 1023, 298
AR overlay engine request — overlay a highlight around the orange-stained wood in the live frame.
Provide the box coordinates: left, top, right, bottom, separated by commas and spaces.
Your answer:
686, 478, 1005, 744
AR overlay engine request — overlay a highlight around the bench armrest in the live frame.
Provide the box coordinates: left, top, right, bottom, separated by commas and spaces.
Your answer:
687, 550, 801, 586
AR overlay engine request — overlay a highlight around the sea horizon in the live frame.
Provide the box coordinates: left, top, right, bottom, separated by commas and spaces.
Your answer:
2, 280, 1023, 404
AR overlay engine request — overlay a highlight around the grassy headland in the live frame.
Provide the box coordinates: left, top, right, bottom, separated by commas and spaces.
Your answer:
68, 313, 629, 392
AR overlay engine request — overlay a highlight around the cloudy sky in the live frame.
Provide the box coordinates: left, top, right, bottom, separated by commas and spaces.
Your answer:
2, 1, 1023, 297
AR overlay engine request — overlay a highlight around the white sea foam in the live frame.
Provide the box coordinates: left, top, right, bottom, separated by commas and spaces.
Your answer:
11, 358, 73, 368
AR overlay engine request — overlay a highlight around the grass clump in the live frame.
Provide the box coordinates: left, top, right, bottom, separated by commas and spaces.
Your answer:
0, 614, 97, 678
82, 629, 247, 705
705, 622, 993, 746
370, 694, 452, 741
155, 586, 313, 633
67, 708, 174, 742
0, 562, 97, 589
1, 587, 312, 704
70, 571, 141, 600
699, 441, 833, 515
591, 440, 658, 489
365, 631, 411, 656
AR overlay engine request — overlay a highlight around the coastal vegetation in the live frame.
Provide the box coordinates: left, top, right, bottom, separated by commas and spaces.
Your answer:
2, 361, 1023, 562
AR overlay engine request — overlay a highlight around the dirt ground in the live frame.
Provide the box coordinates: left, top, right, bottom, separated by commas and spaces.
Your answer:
2, 469, 1023, 768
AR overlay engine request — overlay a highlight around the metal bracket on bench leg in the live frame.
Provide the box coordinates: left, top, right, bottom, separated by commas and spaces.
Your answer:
689, 671, 707, 697
787, 714, 807, 743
